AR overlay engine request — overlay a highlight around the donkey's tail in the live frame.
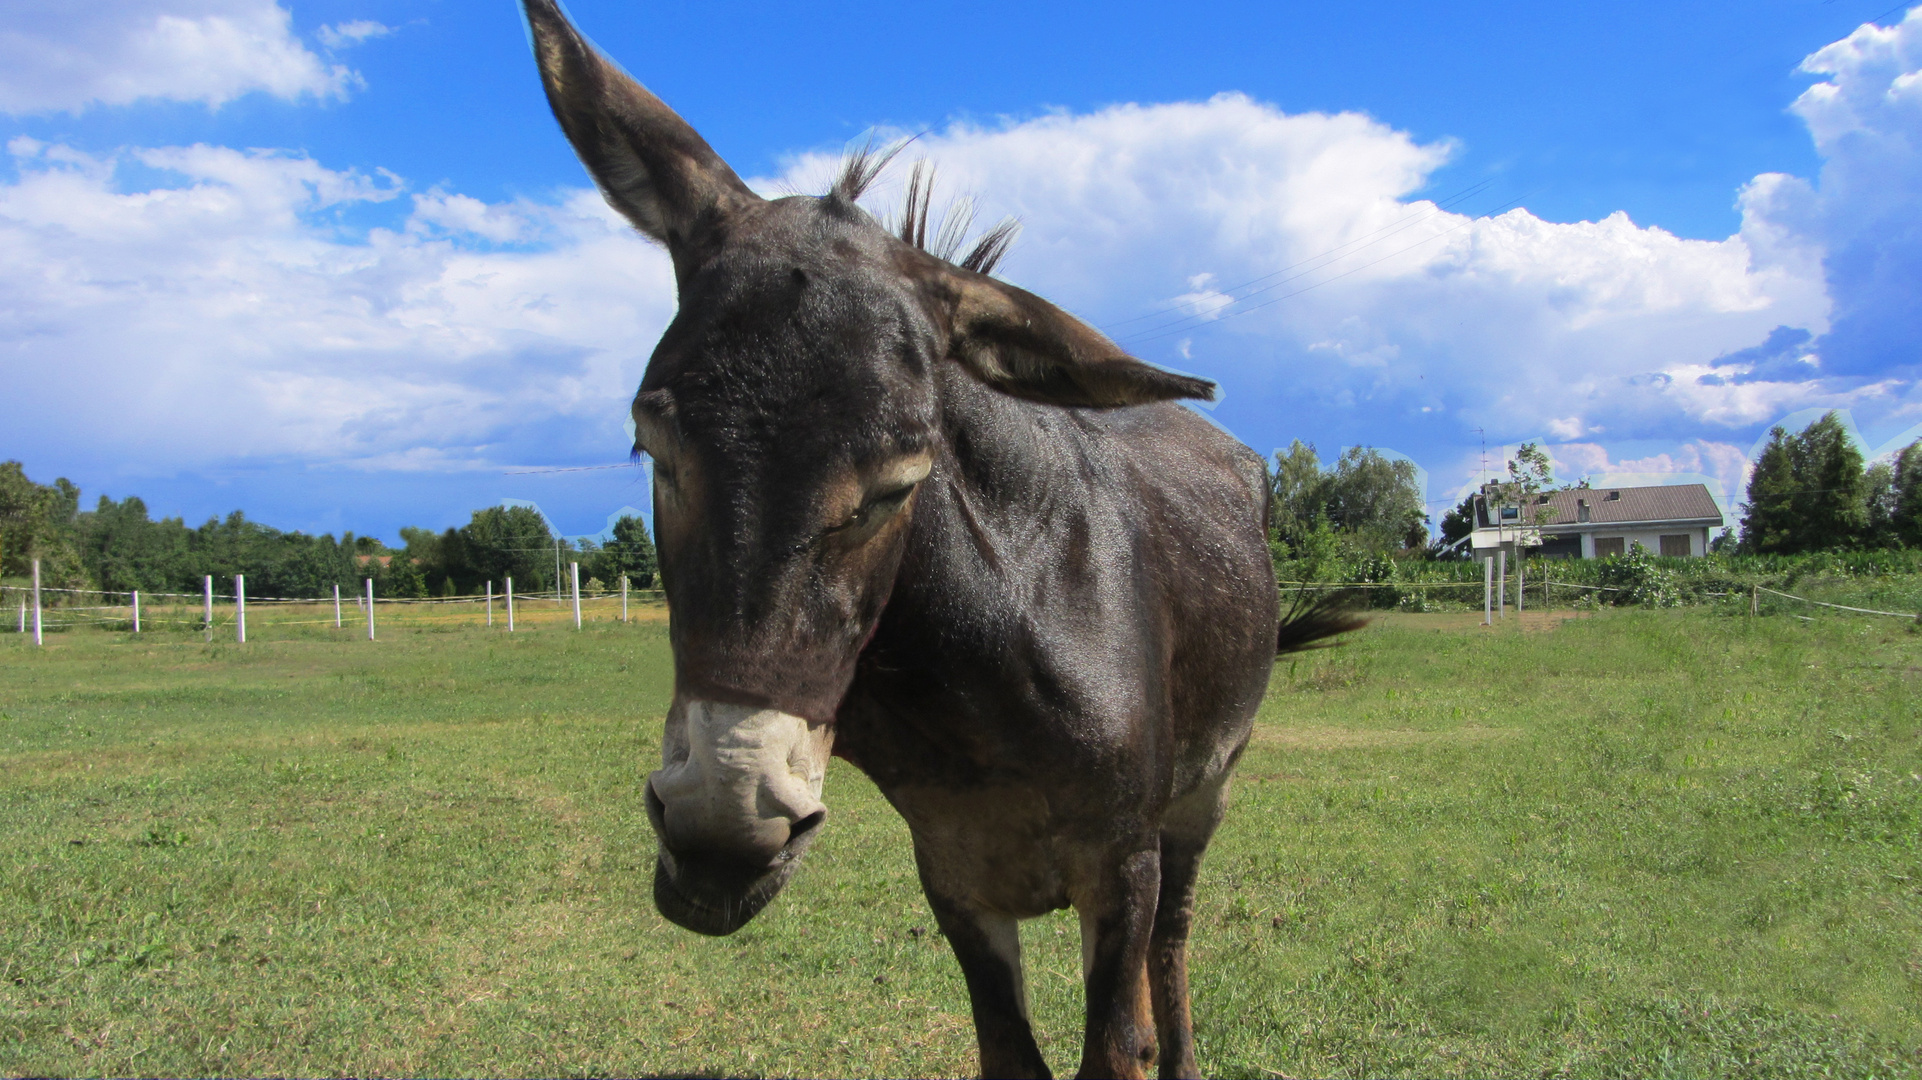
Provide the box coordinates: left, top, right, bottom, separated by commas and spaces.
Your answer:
1276, 588, 1369, 655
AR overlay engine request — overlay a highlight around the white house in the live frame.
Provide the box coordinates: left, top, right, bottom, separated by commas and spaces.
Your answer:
1470, 483, 1724, 559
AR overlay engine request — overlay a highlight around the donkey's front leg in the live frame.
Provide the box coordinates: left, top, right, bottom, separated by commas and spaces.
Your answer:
918, 873, 1051, 1078
1075, 846, 1161, 1080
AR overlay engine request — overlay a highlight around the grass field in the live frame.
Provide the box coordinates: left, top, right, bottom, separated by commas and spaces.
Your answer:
2, 607, 1919, 1078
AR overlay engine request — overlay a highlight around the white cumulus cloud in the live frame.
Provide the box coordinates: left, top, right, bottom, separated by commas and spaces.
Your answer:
773, 92, 1832, 462
0, 0, 358, 113
317, 20, 391, 50
1741, 6, 1922, 384
8, 8, 1922, 532
0, 139, 676, 475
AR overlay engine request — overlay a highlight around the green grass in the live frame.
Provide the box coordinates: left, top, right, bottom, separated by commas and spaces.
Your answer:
1, 610, 1918, 1077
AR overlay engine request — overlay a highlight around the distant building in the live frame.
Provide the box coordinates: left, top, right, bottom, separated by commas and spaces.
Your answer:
1470, 483, 1724, 559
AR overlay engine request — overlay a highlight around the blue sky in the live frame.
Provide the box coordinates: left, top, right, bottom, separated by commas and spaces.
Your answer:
3, 0, 1921, 542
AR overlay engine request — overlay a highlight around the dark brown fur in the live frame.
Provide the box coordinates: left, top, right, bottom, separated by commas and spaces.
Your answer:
519, 4, 1357, 1075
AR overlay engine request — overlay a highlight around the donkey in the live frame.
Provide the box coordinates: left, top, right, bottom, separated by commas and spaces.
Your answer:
520, 3, 1359, 1075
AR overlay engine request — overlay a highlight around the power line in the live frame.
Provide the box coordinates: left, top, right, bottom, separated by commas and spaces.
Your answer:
1868, 2, 1914, 26
503, 462, 643, 475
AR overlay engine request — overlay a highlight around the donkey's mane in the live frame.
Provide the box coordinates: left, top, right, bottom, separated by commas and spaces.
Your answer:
833, 144, 1019, 276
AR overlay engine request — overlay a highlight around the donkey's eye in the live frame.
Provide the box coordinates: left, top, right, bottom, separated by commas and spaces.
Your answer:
829, 482, 917, 536
866, 484, 915, 514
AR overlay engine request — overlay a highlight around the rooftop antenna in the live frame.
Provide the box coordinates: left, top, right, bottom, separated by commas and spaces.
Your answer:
1475, 427, 1487, 489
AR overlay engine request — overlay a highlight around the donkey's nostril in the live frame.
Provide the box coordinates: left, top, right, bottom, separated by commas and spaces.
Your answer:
644, 778, 669, 835
790, 809, 826, 841
647, 702, 832, 870
777, 809, 827, 863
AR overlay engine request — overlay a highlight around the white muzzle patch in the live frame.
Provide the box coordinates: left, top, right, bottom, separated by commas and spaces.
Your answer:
648, 700, 831, 862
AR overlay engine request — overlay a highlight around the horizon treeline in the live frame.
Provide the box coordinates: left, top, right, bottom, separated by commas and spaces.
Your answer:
1269, 442, 1431, 556
1286, 417, 1922, 564
0, 461, 655, 598
1741, 412, 1922, 554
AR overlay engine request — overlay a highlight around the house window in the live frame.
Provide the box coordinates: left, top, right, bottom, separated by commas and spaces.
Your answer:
1660, 534, 1692, 557
1593, 537, 1626, 557
1539, 533, 1582, 559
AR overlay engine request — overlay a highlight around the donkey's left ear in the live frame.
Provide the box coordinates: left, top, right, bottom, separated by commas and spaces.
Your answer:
939, 268, 1216, 408
522, 0, 758, 256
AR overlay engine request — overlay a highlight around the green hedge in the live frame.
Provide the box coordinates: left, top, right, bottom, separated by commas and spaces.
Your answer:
1273, 547, 1922, 615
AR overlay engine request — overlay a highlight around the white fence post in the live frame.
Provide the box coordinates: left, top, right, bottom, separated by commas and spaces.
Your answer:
621, 574, 629, 623
1482, 555, 1493, 626
1496, 549, 1506, 619
32, 559, 43, 647
235, 574, 246, 643
203, 575, 213, 641
365, 578, 376, 641
132, 590, 141, 634
334, 583, 342, 629
571, 561, 582, 629
1517, 559, 1525, 615
506, 576, 516, 632
15, 599, 22, 635
486, 581, 494, 627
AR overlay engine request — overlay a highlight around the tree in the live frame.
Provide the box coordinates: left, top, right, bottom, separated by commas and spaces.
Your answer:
1801, 412, 1868, 548
399, 525, 478, 596
1891, 440, 1922, 548
1325, 446, 1427, 549
1269, 441, 1331, 553
594, 514, 658, 588
1742, 426, 1797, 553
1437, 493, 1476, 550
1485, 442, 1565, 525
380, 549, 428, 598
459, 505, 556, 592
77, 495, 193, 593
1508, 442, 1556, 497
160, 511, 365, 598
1741, 412, 1868, 553
1865, 459, 1899, 548
1269, 443, 1425, 553
0, 461, 91, 589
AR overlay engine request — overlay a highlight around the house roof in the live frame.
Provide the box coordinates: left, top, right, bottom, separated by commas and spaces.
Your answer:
1479, 482, 1723, 529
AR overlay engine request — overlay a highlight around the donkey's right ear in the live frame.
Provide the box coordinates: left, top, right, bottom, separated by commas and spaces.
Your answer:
522, 0, 759, 253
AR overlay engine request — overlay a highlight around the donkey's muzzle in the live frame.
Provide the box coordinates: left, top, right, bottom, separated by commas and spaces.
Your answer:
648, 794, 826, 935
643, 700, 834, 935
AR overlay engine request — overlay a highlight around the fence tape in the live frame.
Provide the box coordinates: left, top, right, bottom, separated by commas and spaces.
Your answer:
1278, 579, 1484, 590
0, 584, 663, 606
1756, 586, 1920, 620
13, 574, 1918, 635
